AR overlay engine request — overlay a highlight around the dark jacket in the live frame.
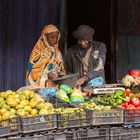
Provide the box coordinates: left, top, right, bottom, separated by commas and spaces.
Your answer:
66, 41, 107, 83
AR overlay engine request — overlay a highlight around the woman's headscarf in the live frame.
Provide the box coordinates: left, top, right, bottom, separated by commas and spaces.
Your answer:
26, 24, 66, 88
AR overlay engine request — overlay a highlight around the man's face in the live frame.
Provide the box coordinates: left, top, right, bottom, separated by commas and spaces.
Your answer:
45, 31, 59, 46
78, 39, 90, 48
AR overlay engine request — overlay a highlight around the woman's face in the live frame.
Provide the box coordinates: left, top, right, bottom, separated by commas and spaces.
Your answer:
45, 31, 59, 46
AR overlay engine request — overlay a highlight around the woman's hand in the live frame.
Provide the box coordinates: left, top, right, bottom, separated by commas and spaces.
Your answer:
48, 72, 58, 80
57, 71, 65, 77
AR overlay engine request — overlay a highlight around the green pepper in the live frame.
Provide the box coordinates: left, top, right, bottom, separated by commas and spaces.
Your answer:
116, 98, 123, 104
110, 93, 115, 99
117, 96, 126, 101
110, 98, 117, 106
114, 90, 124, 98
112, 102, 118, 107
110, 98, 118, 106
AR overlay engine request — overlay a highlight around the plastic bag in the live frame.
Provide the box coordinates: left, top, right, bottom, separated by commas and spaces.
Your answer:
38, 87, 57, 97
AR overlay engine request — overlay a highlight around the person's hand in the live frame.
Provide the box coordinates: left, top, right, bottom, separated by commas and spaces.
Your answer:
48, 72, 58, 80
76, 77, 87, 86
57, 71, 65, 77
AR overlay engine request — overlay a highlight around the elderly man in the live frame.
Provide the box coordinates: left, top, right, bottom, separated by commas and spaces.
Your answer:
66, 25, 107, 87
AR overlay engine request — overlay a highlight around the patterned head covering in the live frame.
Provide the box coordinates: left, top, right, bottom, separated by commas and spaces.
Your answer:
26, 24, 66, 88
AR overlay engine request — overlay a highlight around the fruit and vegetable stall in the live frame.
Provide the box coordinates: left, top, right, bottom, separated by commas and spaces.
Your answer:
1, 74, 140, 139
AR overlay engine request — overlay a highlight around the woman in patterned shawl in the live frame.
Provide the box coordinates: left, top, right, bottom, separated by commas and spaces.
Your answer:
26, 24, 66, 88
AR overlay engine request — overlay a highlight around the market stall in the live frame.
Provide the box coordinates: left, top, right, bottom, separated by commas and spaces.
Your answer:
0, 73, 140, 140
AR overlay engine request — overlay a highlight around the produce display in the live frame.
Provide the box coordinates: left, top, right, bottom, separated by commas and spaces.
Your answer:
56, 84, 88, 103
79, 100, 123, 125
0, 90, 55, 119
94, 88, 140, 111
2, 83, 140, 139
95, 89, 132, 107
55, 107, 86, 128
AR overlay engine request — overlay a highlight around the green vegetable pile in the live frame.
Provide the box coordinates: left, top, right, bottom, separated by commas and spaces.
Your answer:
95, 90, 127, 106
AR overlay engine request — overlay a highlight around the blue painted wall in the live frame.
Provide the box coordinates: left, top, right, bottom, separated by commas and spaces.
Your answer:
0, 0, 62, 91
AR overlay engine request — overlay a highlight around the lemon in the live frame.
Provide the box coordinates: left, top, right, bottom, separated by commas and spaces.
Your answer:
36, 103, 45, 110
2, 111, 11, 119
10, 108, 16, 115
9, 114, 16, 118
17, 109, 26, 117
19, 95, 26, 100
24, 106, 32, 112
2, 104, 10, 111
6, 97, 18, 107
29, 99, 37, 108
0, 108, 7, 114
25, 111, 29, 116
20, 100, 29, 106
44, 102, 53, 110
39, 109, 48, 115
0, 92, 5, 98
30, 109, 38, 116
23, 90, 35, 99
15, 104, 24, 109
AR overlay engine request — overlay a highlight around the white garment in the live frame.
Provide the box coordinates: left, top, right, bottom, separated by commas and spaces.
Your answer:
82, 47, 92, 74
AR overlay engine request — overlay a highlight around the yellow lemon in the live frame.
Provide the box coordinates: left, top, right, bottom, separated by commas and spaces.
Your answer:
30, 109, 38, 116
24, 106, 32, 112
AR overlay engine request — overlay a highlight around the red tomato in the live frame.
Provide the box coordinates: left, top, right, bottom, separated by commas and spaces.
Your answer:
130, 98, 140, 107
122, 102, 128, 107
136, 106, 140, 109
126, 104, 136, 109
125, 89, 131, 96
122, 102, 128, 109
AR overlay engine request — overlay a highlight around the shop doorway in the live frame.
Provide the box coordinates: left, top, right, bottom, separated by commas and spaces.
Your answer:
67, 0, 115, 83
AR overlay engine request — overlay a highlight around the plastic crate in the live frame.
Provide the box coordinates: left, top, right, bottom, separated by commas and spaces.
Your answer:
65, 131, 77, 140
20, 114, 57, 133
7, 135, 47, 140
110, 127, 140, 140
44, 132, 77, 140
124, 109, 140, 124
86, 108, 124, 126
0, 117, 20, 138
43, 96, 69, 108
57, 110, 87, 129
76, 127, 109, 140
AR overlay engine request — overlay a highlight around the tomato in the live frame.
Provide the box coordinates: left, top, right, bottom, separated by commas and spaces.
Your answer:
136, 106, 140, 109
122, 102, 128, 107
126, 104, 135, 109
122, 102, 128, 109
125, 89, 131, 96
130, 97, 140, 107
